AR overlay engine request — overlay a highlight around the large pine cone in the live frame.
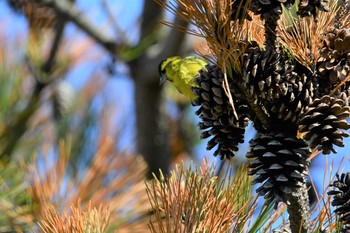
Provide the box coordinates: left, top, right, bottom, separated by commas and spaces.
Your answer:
297, 0, 329, 18
242, 45, 313, 128
318, 28, 350, 86
314, 28, 350, 102
192, 65, 250, 159
247, 132, 310, 204
298, 95, 350, 154
242, 45, 287, 103
328, 172, 350, 232
269, 72, 313, 126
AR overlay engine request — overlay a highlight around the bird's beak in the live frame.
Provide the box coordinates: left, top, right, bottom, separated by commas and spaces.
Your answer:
159, 74, 166, 86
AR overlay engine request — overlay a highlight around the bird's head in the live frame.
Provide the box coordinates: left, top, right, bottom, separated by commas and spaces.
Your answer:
158, 56, 181, 85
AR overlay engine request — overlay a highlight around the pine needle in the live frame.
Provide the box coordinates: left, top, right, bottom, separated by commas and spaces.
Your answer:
155, 0, 258, 74
28, 138, 150, 232
279, 1, 339, 69
38, 203, 111, 233
146, 160, 258, 233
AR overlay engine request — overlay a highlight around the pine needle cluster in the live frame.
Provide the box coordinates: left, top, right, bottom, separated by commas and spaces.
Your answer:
146, 160, 286, 233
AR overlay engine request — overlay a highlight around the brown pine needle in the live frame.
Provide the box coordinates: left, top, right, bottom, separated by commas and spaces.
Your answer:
222, 65, 238, 120
38, 203, 111, 233
279, 1, 339, 69
330, 73, 350, 95
28, 137, 150, 232
155, 0, 256, 74
146, 160, 257, 233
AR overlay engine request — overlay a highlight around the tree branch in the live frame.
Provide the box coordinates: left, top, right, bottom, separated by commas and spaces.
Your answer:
41, 14, 67, 74
36, 0, 119, 54
101, 0, 128, 43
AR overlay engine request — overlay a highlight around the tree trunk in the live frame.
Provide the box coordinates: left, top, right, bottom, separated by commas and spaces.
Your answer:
132, 3, 189, 179
134, 77, 171, 179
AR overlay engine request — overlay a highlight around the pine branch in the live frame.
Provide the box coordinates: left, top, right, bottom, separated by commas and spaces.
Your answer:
41, 14, 67, 74
286, 177, 311, 233
35, 0, 119, 54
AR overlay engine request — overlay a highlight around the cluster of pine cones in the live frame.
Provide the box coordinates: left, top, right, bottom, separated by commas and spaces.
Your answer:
191, 0, 350, 215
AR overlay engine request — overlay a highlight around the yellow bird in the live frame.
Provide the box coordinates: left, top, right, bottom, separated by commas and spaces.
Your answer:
159, 56, 207, 100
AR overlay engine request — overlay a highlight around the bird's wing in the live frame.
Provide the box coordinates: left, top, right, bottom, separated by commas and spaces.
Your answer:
178, 58, 207, 85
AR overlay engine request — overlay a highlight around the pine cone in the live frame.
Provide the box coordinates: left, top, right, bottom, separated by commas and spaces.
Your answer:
242, 45, 302, 102
298, 95, 350, 154
247, 132, 310, 204
242, 45, 312, 127
336, 90, 350, 108
250, 0, 295, 18
297, 0, 330, 18
328, 172, 350, 232
192, 65, 250, 159
318, 28, 350, 86
242, 45, 281, 102
269, 72, 313, 125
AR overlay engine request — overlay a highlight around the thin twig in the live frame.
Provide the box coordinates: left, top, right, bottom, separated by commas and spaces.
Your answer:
330, 73, 350, 96
36, 0, 119, 54
101, 0, 129, 43
41, 14, 67, 74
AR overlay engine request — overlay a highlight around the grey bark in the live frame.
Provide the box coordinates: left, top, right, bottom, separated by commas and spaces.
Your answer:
285, 177, 311, 233
131, 3, 189, 178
